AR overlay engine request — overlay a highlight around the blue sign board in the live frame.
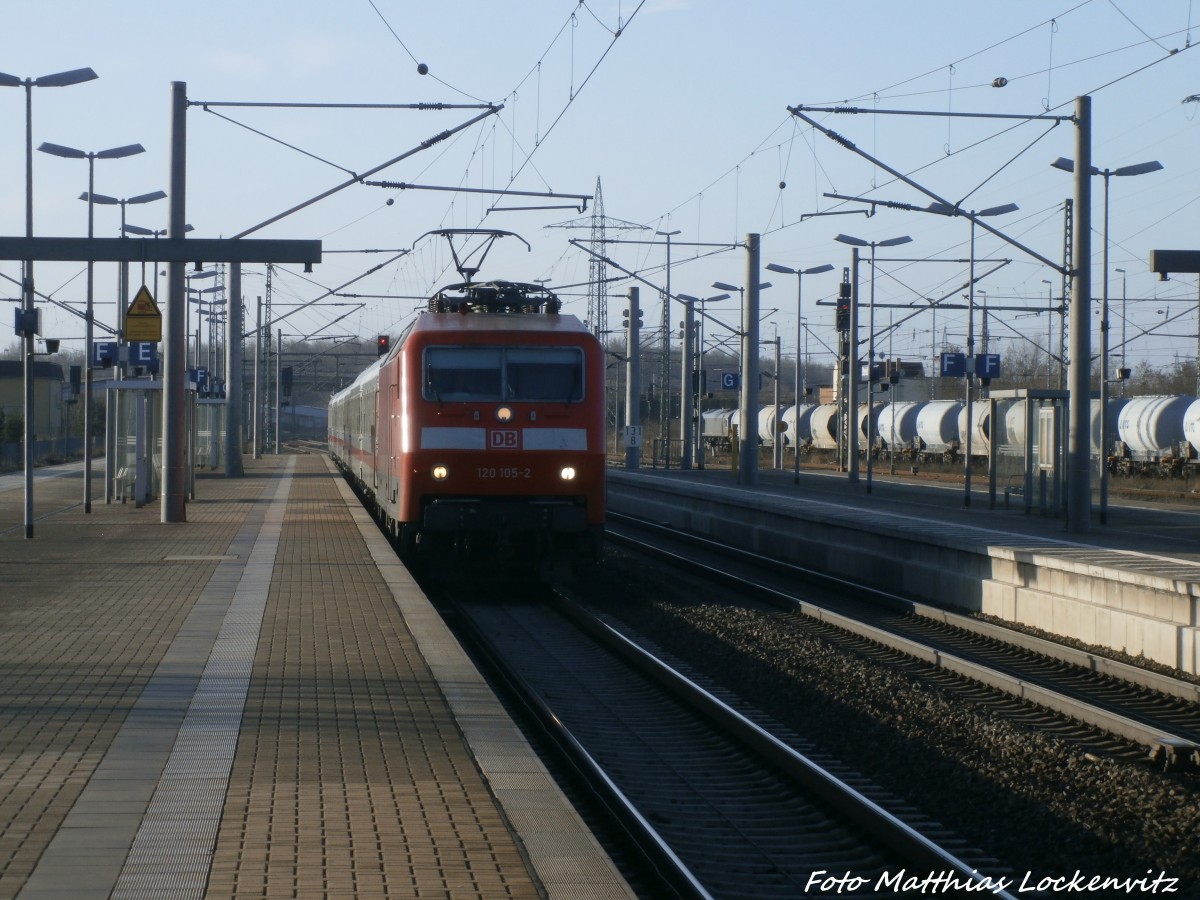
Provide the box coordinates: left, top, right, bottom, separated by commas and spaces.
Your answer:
92, 341, 118, 368
92, 341, 160, 372
128, 342, 159, 374
939, 352, 966, 377
720, 372, 740, 390
974, 353, 1001, 380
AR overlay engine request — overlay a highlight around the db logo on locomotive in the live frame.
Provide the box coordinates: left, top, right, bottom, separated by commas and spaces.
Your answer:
488, 429, 519, 449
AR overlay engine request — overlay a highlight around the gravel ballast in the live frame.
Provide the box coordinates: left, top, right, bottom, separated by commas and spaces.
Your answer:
584, 548, 1200, 898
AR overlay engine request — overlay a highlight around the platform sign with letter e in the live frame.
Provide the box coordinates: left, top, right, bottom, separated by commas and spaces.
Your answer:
125, 285, 162, 342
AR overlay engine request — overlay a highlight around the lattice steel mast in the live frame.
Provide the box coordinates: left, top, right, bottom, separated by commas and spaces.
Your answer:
546, 177, 647, 337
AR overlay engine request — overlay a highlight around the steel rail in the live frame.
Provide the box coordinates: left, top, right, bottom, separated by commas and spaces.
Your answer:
608, 513, 1200, 763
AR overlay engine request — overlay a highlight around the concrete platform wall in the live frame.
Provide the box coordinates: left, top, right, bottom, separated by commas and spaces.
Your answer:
608, 473, 1200, 676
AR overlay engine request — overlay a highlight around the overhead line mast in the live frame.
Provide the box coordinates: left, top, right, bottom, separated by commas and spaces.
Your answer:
546, 177, 648, 337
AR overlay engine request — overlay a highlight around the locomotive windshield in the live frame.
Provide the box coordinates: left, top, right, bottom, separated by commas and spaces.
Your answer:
424, 346, 584, 403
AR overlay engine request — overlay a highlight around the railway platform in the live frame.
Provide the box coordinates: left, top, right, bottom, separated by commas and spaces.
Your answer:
0, 453, 633, 899
609, 462, 1200, 677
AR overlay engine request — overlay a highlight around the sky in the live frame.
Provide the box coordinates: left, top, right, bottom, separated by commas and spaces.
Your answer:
1, 0, 1197, 380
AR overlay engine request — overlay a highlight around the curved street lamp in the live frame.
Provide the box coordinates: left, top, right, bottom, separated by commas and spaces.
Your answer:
766, 261, 834, 484
82, 187, 168, 500
712, 279, 772, 353
923, 203, 1018, 506
0, 66, 98, 538
1052, 156, 1162, 524
1056, 157, 1156, 525
656, 230, 681, 462
125, 222, 192, 298
678, 291, 730, 469
714, 278, 772, 479
834, 233, 912, 494
186, 270, 220, 370
38, 141, 147, 513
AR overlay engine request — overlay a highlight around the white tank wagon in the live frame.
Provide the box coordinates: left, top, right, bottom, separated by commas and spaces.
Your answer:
916, 400, 964, 460
876, 401, 924, 454
995, 397, 1054, 460
1184, 399, 1200, 457
758, 405, 783, 447
808, 403, 840, 451
957, 399, 997, 457
857, 402, 886, 450
1090, 397, 1130, 457
999, 399, 1032, 455
693, 395, 1200, 476
1114, 395, 1195, 475
995, 398, 1061, 457
781, 403, 819, 450
700, 408, 737, 452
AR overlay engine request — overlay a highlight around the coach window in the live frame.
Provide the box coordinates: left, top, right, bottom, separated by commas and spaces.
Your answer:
425, 347, 502, 401
505, 348, 584, 402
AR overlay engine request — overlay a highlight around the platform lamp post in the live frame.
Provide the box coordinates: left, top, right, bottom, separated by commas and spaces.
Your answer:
1113, 268, 1128, 397
679, 291, 730, 469
38, 142, 146, 514
1041, 279, 1054, 389
125, 223, 193, 299
768, 329, 782, 470
924, 203, 1017, 506
713, 280, 773, 350
833, 234, 911, 495
713, 278, 771, 476
656, 229, 679, 464
187, 280, 222, 368
766, 261, 834, 485
80, 188, 166, 327
82, 188, 166, 501
0, 66, 98, 538
186, 270, 220, 363
1052, 156, 1162, 525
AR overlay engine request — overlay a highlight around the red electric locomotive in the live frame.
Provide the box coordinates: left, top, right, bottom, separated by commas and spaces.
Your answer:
329, 278, 605, 578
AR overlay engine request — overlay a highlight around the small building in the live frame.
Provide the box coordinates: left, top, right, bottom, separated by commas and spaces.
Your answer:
0, 359, 66, 440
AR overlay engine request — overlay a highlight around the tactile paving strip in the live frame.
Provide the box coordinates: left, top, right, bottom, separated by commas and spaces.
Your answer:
6, 462, 287, 900
109, 458, 293, 899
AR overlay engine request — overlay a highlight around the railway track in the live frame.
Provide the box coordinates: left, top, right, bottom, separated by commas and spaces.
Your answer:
607, 512, 1200, 771
447, 590, 1015, 899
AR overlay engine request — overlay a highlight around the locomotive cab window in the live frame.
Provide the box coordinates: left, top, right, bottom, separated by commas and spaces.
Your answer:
506, 348, 583, 402
424, 346, 584, 403
425, 347, 503, 401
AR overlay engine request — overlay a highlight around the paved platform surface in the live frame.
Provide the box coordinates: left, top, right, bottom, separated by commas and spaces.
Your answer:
0, 453, 632, 899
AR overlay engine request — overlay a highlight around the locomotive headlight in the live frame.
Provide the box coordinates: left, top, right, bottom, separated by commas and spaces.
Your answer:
559, 466, 577, 481
495, 405, 513, 422
431, 464, 449, 481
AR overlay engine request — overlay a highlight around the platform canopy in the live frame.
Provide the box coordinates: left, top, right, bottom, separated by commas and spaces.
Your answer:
0, 236, 320, 266
1149, 249, 1200, 276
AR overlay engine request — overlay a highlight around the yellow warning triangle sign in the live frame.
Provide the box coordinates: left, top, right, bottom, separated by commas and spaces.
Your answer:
127, 285, 161, 317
